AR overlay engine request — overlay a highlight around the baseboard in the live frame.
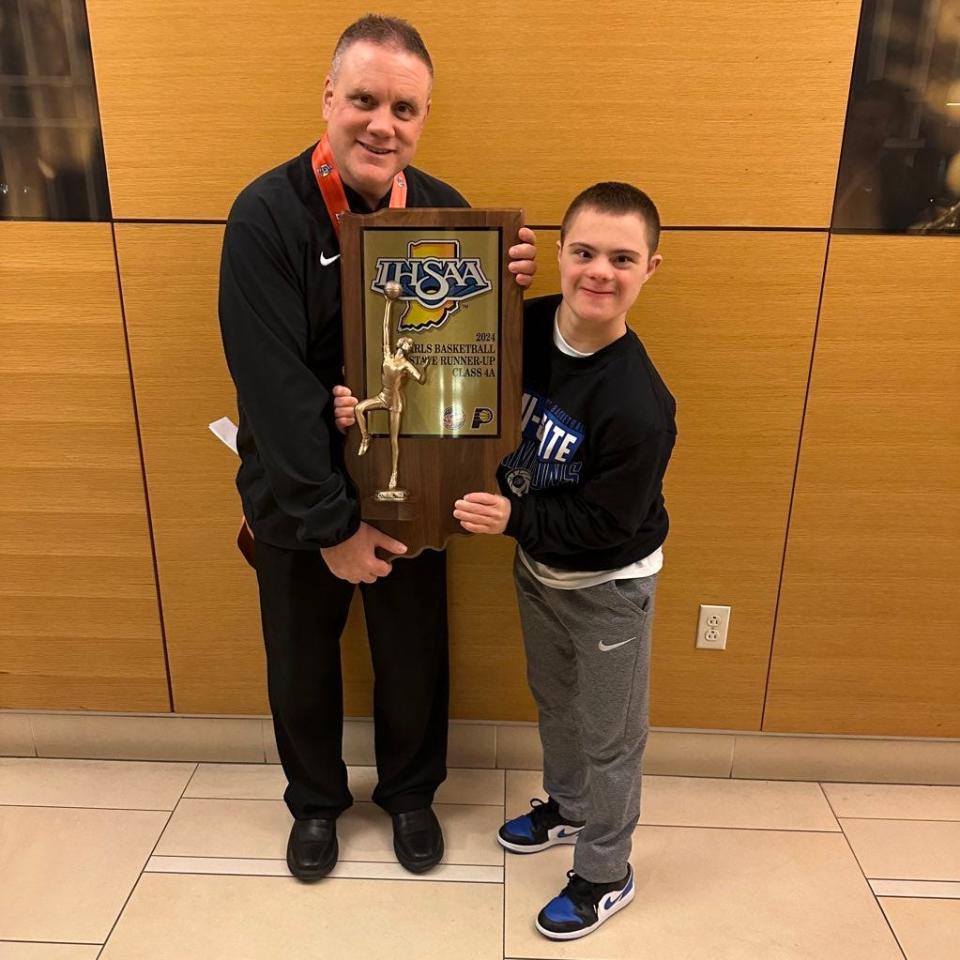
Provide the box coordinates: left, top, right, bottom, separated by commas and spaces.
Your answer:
2, 711, 958, 785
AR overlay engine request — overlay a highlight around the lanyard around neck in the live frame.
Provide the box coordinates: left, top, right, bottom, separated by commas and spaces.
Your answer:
311, 134, 408, 238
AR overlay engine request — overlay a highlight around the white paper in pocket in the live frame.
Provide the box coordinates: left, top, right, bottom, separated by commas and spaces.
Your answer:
208, 416, 239, 456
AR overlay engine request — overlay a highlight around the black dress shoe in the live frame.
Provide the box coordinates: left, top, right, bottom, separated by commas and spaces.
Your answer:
392, 807, 444, 873
286, 817, 337, 881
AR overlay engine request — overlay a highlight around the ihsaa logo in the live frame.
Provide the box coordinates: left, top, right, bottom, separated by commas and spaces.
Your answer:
372, 239, 492, 332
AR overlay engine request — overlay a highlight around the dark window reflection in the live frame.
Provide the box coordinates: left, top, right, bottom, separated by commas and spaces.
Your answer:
834, 0, 960, 234
0, 0, 111, 220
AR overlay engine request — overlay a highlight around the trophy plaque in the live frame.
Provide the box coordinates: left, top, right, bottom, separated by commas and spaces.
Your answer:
340, 209, 523, 556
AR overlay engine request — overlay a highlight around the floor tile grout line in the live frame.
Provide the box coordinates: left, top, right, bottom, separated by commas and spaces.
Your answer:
502, 765, 508, 960
836, 815, 960, 824
0, 939, 102, 946
874, 892, 960, 900
823, 787, 908, 960
136, 869, 504, 884
177, 795, 506, 806
0, 802, 183, 812
94, 763, 196, 960
870, 876, 960, 883
815, 782, 842, 831
147, 853, 503, 877
181, 761, 204, 798
837, 815, 960, 825
147, 856, 505, 868
94, 813, 171, 960
636, 823, 844, 834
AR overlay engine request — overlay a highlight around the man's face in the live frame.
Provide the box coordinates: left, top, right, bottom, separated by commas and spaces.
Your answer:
558, 208, 661, 326
322, 40, 431, 206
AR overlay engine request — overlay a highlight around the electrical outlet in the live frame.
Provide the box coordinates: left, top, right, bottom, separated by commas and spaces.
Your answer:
696, 605, 731, 650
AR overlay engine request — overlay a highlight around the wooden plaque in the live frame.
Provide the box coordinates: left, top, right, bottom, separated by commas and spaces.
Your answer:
340, 208, 523, 556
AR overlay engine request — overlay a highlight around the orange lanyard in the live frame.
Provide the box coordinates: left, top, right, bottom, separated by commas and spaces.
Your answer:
311, 134, 408, 238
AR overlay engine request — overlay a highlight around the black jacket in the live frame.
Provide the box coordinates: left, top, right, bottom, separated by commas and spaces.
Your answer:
218, 143, 468, 549
498, 295, 677, 570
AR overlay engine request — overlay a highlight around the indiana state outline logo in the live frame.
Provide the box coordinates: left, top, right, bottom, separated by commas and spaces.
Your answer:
371, 239, 492, 333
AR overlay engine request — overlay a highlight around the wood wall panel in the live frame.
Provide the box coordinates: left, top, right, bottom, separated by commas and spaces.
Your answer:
114, 225, 373, 715
447, 535, 533, 721
765, 236, 960, 738
86, 0, 860, 226
450, 230, 825, 725
0, 223, 168, 711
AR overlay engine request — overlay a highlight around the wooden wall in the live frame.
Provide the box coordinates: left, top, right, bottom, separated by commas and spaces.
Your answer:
3, 0, 957, 736
84, 0, 859, 224
0, 224, 169, 712
765, 236, 960, 737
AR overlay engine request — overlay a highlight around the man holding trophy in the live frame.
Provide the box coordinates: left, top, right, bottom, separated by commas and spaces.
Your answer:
218, 14, 535, 880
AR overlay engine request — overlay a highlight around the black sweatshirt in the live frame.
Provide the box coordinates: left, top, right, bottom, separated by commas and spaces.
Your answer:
218, 143, 468, 550
498, 295, 677, 571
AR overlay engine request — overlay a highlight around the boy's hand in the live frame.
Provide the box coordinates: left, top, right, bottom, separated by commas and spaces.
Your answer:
507, 226, 537, 288
454, 492, 511, 535
332, 385, 357, 432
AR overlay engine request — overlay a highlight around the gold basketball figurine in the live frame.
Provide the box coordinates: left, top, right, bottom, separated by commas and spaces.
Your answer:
355, 280, 425, 501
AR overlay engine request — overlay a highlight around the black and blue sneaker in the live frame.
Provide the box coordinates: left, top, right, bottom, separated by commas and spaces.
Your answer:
536, 866, 635, 940
497, 796, 585, 853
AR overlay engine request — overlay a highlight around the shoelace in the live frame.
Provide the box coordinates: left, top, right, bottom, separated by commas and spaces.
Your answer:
559, 869, 598, 910
526, 797, 561, 831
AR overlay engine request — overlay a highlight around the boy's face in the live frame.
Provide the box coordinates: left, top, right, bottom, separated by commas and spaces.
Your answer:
557, 208, 662, 326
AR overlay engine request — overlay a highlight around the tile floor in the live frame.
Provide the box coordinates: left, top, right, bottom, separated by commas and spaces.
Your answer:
2, 757, 959, 959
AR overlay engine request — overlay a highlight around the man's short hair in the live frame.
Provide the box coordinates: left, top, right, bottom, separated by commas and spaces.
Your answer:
560, 182, 661, 254
330, 14, 434, 80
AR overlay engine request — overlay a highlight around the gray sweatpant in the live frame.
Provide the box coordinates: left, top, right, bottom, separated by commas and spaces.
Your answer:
514, 553, 656, 883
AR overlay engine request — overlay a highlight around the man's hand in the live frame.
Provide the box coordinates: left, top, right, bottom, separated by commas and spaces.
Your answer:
454, 492, 511, 535
508, 226, 537, 288
332, 385, 357, 432
321, 522, 407, 583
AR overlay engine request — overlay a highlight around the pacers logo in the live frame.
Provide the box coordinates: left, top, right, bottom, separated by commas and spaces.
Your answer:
372, 239, 492, 333
470, 407, 494, 429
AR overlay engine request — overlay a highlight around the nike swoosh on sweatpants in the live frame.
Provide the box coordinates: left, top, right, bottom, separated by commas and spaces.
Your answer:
320, 253, 340, 266
597, 636, 637, 652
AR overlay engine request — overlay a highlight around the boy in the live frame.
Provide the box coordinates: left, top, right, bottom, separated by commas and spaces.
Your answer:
453, 182, 677, 940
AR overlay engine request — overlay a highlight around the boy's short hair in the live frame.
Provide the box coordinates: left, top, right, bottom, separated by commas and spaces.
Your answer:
331, 15, 434, 79
560, 182, 661, 254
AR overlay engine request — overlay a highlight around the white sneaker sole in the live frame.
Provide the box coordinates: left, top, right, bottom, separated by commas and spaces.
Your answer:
497, 830, 581, 854
535, 882, 635, 941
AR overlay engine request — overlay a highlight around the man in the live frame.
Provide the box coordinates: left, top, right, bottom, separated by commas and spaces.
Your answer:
218, 14, 535, 881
